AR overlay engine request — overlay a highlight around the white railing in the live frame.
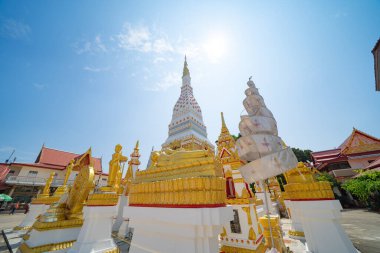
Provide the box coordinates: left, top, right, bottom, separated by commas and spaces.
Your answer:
6, 176, 108, 188
51, 179, 75, 187
5, 176, 46, 186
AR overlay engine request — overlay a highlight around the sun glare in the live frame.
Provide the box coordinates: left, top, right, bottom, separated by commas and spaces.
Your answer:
203, 33, 228, 63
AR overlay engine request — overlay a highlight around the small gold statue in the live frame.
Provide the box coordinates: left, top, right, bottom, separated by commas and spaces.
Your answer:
41, 172, 55, 196
63, 159, 74, 186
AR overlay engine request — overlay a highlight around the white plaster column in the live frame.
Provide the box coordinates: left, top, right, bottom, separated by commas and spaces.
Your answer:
291, 200, 356, 253
112, 195, 128, 233
15, 204, 49, 231
124, 206, 233, 253
68, 205, 118, 253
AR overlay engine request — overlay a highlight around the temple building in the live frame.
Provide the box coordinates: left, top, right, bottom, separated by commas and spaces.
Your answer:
162, 57, 214, 151
311, 128, 380, 181
3, 145, 108, 202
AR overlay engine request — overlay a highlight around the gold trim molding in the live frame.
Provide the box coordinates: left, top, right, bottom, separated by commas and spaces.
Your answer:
19, 240, 75, 253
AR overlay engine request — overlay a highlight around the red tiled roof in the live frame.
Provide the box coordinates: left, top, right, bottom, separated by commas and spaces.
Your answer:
311, 149, 343, 168
14, 146, 102, 174
0, 163, 10, 190
0, 163, 10, 181
366, 157, 380, 170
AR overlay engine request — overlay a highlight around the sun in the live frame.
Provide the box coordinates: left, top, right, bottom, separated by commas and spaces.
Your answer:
203, 33, 228, 63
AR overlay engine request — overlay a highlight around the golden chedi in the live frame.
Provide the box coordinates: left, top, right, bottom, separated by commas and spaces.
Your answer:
284, 162, 334, 201
129, 146, 225, 207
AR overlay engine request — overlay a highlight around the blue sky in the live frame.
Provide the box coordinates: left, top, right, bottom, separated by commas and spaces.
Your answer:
0, 1, 379, 172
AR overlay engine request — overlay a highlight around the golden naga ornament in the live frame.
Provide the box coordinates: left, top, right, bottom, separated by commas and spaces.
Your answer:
33, 149, 95, 227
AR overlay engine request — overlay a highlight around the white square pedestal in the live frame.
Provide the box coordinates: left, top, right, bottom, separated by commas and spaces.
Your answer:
124, 206, 233, 253
291, 200, 356, 253
68, 205, 118, 253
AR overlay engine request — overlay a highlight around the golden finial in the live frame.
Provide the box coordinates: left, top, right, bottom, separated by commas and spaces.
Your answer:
135, 140, 139, 150
182, 55, 190, 77
221, 112, 227, 129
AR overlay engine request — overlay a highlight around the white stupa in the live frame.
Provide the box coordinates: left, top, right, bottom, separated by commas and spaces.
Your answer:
162, 57, 214, 150
236, 77, 298, 182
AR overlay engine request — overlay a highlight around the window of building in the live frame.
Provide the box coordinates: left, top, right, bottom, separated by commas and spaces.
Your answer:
102, 178, 107, 181
230, 209, 242, 234
28, 171, 38, 177
8, 170, 15, 175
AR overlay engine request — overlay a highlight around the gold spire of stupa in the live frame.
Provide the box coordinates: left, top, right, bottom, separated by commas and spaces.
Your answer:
182, 55, 190, 77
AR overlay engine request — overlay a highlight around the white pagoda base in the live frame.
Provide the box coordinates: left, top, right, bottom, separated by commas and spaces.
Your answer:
68, 205, 118, 253
284, 200, 304, 240
19, 226, 81, 253
112, 195, 128, 233
124, 206, 233, 253
15, 204, 48, 231
291, 200, 356, 253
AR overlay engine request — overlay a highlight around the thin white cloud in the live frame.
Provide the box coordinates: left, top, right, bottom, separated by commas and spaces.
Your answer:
117, 23, 173, 53
153, 56, 173, 64
33, 83, 45, 90
83, 66, 110, 72
0, 146, 15, 153
74, 35, 108, 55
145, 72, 180, 91
0, 19, 31, 40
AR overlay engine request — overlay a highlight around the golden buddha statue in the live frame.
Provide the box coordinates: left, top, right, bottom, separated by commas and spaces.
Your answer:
104, 144, 128, 191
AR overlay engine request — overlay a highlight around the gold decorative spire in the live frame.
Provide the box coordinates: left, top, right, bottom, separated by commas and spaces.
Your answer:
182, 55, 190, 77
217, 112, 240, 163
220, 112, 231, 135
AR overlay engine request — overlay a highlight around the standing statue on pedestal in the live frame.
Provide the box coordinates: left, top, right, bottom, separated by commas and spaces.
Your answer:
101, 144, 128, 193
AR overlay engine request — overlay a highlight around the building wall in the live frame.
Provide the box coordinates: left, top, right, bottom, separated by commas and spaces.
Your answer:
16, 165, 65, 180
348, 155, 380, 169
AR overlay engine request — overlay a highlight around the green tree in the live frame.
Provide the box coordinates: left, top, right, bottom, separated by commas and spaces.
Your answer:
232, 133, 242, 141
291, 148, 312, 162
342, 171, 380, 210
315, 172, 340, 187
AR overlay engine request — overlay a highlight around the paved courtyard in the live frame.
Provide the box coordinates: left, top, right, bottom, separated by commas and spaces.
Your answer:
340, 209, 380, 253
0, 209, 379, 253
